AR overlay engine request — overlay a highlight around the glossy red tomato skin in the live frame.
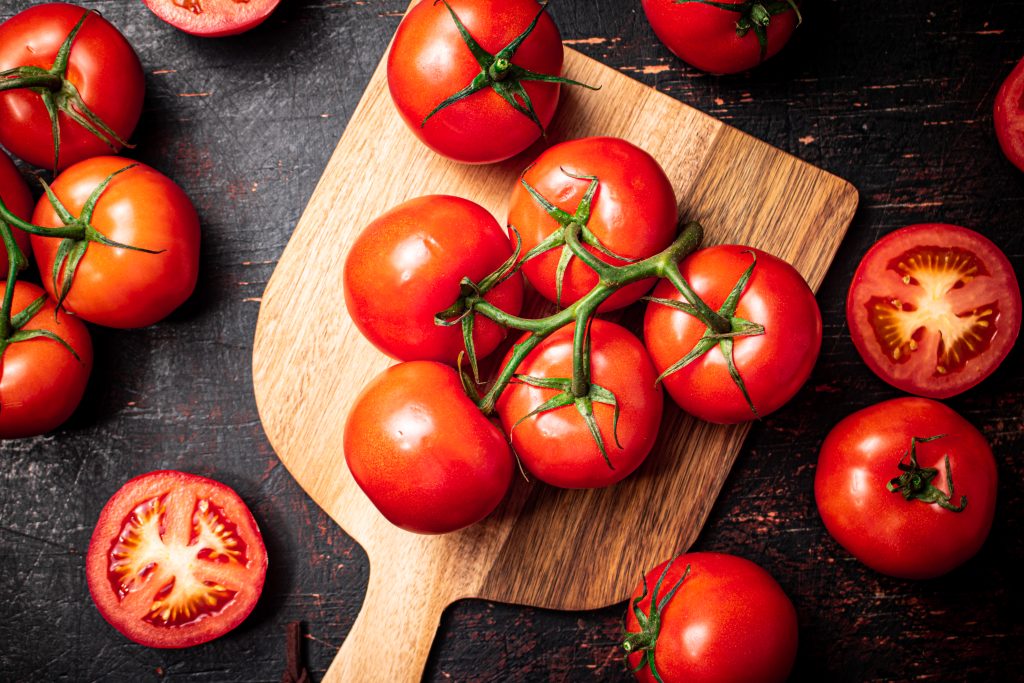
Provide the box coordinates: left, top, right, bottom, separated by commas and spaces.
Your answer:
86, 470, 268, 648
846, 224, 1021, 399
995, 56, 1024, 172
142, 0, 281, 37
0, 150, 33, 276
29, 157, 201, 328
644, 246, 821, 424
0, 4, 144, 170
508, 137, 678, 311
344, 361, 514, 534
0, 281, 92, 439
388, 0, 564, 164
625, 552, 798, 683
496, 320, 664, 489
344, 195, 523, 365
640, 0, 798, 74
815, 398, 997, 579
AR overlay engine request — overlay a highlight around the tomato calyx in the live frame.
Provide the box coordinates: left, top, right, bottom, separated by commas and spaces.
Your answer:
622, 558, 691, 683
421, 1, 599, 134
0, 164, 165, 313
675, 0, 802, 62
0, 10, 134, 171
516, 168, 637, 306
646, 251, 765, 417
887, 434, 968, 513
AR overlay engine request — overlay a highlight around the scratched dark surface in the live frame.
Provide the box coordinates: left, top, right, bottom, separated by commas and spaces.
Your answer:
1, 0, 1022, 681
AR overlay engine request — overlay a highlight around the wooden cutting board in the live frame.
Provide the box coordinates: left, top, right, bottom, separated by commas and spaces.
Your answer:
252, 42, 858, 682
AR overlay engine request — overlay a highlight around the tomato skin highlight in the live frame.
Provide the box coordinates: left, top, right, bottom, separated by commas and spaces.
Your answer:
344, 361, 514, 534
846, 223, 1021, 399
815, 398, 997, 579
0, 3, 144, 170
143, 0, 281, 37
496, 320, 664, 489
29, 157, 201, 329
644, 245, 822, 424
640, 0, 799, 74
507, 137, 678, 311
995, 55, 1024, 172
0, 281, 92, 439
344, 195, 522, 365
0, 150, 33, 276
625, 552, 798, 683
388, 0, 564, 164
85, 470, 268, 648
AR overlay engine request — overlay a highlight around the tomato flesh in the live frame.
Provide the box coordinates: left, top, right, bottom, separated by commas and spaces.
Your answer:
848, 224, 1020, 398
87, 471, 268, 648
143, 0, 281, 37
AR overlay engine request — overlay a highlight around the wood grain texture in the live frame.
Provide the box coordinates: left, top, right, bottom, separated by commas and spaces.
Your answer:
252, 45, 857, 682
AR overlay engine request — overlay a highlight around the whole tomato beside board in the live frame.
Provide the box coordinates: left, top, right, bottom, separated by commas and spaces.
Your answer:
0, 3, 144, 171
86, 470, 268, 648
815, 397, 997, 579
507, 136, 679, 311
641, 0, 802, 74
29, 156, 201, 329
343, 194, 523, 367
344, 361, 514, 534
995, 55, 1024, 172
0, 280, 92, 439
624, 552, 798, 683
644, 245, 822, 424
388, 0, 592, 164
496, 320, 664, 489
846, 223, 1021, 399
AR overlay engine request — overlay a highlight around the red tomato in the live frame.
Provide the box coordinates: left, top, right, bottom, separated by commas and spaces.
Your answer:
847, 224, 1021, 399
624, 552, 798, 683
388, 0, 567, 164
496, 320, 663, 489
143, 0, 281, 38
995, 56, 1024, 172
641, 0, 800, 74
644, 245, 821, 424
0, 4, 144, 170
0, 281, 92, 439
507, 137, 678, 311
0, 150, 32, 276
30, 156, 201, 329
86, 470, 268, 648
344, 195, 523, 365
344, 361, 514, 534
815, 398, 997, 579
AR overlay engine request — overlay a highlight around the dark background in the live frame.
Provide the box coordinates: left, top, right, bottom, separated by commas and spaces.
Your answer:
1, 0, 1022, 681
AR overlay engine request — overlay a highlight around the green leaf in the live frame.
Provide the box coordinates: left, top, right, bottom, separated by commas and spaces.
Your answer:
9, 294, 48, 330
7, 328, 81, 361
80, 164, 137, 224
438, 0, 492, 68
719, 337, 759, 418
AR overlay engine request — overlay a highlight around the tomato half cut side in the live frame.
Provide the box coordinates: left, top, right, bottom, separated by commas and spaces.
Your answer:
142, 0, 281, 37
86, 471, 268, 648
847, 223, 1021, 398
995, 55, 1024, 172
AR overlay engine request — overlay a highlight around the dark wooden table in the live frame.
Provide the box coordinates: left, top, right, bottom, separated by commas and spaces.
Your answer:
1, 1, 1022, 681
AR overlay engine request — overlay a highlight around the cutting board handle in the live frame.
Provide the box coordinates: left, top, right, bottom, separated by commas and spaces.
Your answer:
323, 554, 453, 683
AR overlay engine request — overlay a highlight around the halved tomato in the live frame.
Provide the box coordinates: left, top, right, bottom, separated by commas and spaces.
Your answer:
86, 471, 268, 648
847, 223, 1021, 398
142, 0, 280, 37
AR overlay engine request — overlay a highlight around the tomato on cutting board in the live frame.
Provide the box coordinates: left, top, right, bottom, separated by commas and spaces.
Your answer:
143, 0, 281, 37
30, 156, 201, 329
0, 281, 92, 439
641, 0, 801, 74
815, 398, 997, 579
86, 470, 268, 648
507, 137, 679, 311
0, 3, 144, 170
0, 150, 33, 276
847, 223, 1021, 399
623, 552, 798, 683
995, 55, 1024, 172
